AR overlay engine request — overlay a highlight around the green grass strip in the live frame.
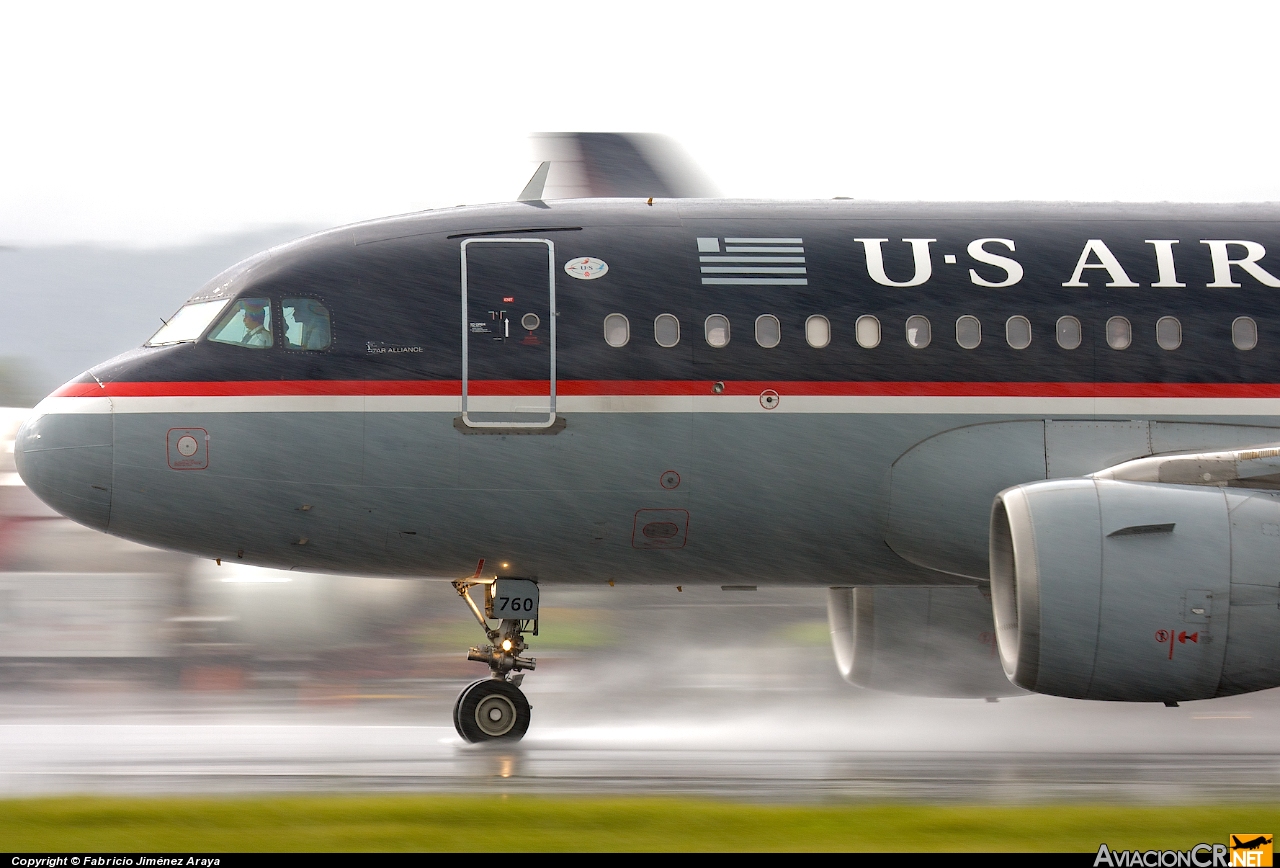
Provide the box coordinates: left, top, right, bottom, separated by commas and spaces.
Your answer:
0, 795, 1275, 852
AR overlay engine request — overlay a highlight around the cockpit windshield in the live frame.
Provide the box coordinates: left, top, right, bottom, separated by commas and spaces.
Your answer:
146, 299, 232, 346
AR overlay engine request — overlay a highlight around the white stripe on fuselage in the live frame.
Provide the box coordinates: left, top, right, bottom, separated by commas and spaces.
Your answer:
31, 393, 1280, 417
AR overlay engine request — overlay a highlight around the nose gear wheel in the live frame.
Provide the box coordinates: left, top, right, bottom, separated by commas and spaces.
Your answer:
454, 678, 531, 742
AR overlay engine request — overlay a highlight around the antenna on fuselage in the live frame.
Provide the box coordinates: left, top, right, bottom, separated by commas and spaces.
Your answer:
517, 161, 552, 202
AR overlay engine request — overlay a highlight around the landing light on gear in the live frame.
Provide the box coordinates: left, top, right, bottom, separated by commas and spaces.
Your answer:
451, 565, 539, 743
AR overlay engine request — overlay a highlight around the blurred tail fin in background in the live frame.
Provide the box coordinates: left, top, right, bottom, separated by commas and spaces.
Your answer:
525, 133, 719, 200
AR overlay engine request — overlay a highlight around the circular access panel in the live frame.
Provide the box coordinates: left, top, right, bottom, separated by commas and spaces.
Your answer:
660, 471, 681, 489
521, 313, 541, 331
176, 435, 199, 457
759, 390, 780, 410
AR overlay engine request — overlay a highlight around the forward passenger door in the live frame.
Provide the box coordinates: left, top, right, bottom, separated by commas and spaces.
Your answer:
460, 238, 557, 428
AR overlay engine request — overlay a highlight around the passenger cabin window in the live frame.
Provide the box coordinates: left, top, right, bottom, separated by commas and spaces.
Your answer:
905, 315, 931, 349
655, 314, 680, 347
208, 298, 273, 348
756, 315, 781, 348
147, 299, 231, 346
856, 315, 881, 349
1233, 316, 1258, 350
1056, 316, 1082, 350
956, 315, 981, 349
1006, 316, 1031, 350
705, 314, 730, 348
1155, 316, 1182, 350
282, 299, 332, 351
1106, 316, 1132, 350
603, 313, 630, 347
805, 315, 831, 348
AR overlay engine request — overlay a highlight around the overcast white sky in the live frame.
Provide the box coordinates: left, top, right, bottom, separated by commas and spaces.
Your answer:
3, 1, 1278, 246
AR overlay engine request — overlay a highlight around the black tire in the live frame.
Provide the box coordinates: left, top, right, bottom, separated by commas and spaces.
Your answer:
452, 682, 473, 735
452, 679, 487, 735
454, 679, 531, 743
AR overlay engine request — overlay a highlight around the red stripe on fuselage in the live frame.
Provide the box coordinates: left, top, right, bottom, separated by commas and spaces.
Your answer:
50, 380, 1280, 399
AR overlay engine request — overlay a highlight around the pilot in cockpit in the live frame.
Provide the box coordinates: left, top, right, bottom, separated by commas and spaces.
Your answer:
240, 304, 271, 348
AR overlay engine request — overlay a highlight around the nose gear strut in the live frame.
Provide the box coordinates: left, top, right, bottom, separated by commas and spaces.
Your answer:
450, 562, 538, 742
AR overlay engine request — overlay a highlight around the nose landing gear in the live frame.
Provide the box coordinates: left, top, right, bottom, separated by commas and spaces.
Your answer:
451, 566, 539, 743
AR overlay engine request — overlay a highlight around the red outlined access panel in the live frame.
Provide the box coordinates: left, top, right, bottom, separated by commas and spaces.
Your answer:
632, 509, 689, 550
167, 428, 209, 470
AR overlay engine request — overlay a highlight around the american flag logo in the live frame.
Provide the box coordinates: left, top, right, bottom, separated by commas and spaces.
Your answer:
696, 237, 807, 286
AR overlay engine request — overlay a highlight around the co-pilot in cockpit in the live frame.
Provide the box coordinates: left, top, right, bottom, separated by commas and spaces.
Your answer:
283, 298, 331, 351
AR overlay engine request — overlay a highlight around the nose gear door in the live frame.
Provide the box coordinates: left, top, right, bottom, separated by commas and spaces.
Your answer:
460, 238, 556, 428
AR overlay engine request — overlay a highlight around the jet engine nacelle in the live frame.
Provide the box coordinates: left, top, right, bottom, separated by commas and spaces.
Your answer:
826, 586, 1026, 698
991, 478, 1280, 702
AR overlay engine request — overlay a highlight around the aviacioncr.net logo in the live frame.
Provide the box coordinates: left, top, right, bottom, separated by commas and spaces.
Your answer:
1095, 844, 1226, 866
1094, 836, 1273, 868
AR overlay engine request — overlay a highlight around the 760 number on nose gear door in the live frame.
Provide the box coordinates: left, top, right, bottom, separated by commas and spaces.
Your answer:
485, 578, 539, 620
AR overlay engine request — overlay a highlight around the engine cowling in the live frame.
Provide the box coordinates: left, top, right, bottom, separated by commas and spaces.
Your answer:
826, 586, 1026, 698
990, 478, 1280, 702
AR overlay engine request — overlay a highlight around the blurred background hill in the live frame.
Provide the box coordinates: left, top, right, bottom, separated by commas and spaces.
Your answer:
0, 226, 318, 400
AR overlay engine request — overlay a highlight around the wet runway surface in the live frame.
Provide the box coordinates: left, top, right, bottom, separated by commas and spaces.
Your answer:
3, 667, 1280, 801
1, 586, 1278, 802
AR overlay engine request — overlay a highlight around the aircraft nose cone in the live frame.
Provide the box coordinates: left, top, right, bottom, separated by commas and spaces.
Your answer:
15, 408, 113, 531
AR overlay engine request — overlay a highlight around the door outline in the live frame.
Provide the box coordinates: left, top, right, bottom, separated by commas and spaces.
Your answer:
460, 237, 557, 429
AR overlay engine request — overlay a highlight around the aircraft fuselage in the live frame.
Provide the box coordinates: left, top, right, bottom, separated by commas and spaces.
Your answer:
18, 198, 1280, 588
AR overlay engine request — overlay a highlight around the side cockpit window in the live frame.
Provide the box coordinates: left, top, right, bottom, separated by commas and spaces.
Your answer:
283, 299, 332, 351
208, 298, 273, 348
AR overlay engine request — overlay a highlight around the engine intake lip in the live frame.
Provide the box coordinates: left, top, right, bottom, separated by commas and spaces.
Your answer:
990, 487, 1041, 691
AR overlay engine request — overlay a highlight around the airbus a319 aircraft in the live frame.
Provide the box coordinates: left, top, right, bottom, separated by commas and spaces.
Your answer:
16, 135, 1280, 741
